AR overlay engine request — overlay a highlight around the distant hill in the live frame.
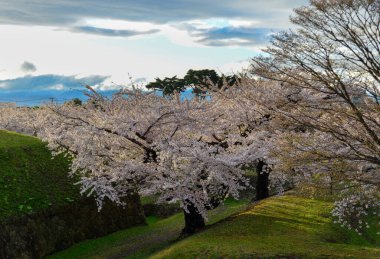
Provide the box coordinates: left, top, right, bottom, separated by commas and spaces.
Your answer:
0, 89, 118, 106
0, 88, 196, 107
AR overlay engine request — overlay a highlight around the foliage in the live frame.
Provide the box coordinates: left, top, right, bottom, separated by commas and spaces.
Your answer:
146, 76, 185, 96
1, 0, 379, 236
183, 69, 237, 97
65, 98, 82, 106
146, 69, 238, 97
9, 86, 263, 235
252, 0, 380, 233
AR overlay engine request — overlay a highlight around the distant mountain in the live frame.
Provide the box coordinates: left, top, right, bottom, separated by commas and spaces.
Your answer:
0, 89, 118, 107
0, 88, 197, 107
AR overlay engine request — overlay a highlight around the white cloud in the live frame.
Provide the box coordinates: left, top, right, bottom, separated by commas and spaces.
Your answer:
0, 1, 308, 28
218, 59, 251, 75
0, 0, 308, 93
48, 84, 64, 90
79, 19, 160, 32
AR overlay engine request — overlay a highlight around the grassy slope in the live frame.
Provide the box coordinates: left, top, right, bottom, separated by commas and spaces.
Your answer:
50, 195, 379, 259
153, 195, 380, 258
0, 130, 79, 219
3, 129, 377, 258
48, 199, 249, 259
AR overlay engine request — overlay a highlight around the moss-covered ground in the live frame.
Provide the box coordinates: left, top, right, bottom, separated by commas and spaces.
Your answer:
0, 130, 79, 219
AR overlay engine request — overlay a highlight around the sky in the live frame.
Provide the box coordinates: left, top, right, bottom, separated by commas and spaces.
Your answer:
0, 0, 307, 105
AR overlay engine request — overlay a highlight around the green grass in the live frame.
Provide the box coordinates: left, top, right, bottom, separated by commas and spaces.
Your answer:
0, 130, 79, 219
47, 199, 249, 259
152, 195, 380, 258
3, 129, 378, 258
49, 195, 379, 259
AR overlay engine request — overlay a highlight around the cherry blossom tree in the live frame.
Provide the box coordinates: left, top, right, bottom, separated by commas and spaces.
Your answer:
26, 86, 263, 234
252, 0, 380, 232
0, 106, 46, 135
204, 78, 282, 199
0, 82, 281, 234
2, 0, 377, 237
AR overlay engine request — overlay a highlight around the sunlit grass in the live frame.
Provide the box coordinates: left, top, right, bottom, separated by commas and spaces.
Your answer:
49, 194, 380, 258
152, 195, 380, 258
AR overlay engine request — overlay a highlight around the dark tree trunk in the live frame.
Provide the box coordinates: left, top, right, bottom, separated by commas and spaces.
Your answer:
256, 160, 269, 201
182, 203, 205, 235
143, 148, 158, 163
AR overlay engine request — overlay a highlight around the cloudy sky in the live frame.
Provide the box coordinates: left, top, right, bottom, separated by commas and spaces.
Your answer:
0, 0, 307, 97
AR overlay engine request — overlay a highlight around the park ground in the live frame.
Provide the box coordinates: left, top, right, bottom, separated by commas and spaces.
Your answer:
1, 130, 379, 258
49, 194, 380, 258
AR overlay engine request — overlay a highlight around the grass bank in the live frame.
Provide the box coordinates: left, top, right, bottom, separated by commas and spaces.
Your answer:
0, 130, 79, 219
153, 195, 380, 258
48, 199, 249, 258
50, 195, 379, 258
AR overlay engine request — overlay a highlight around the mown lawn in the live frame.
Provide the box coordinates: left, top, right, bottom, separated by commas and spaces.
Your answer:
50, 195, 380, 259
0, 130, 79, 219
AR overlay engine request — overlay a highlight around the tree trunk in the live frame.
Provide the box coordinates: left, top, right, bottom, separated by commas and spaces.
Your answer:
182, 203, 205, 235
256, 160, 269, 200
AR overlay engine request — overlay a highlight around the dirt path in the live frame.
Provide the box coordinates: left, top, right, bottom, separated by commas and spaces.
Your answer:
110, 227, 182, 258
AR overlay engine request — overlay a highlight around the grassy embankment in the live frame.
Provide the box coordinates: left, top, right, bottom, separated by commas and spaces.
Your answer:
2, 130, 379, 258
0, 130, 79, 219
49, 194, 380, 259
